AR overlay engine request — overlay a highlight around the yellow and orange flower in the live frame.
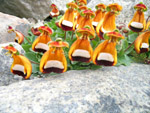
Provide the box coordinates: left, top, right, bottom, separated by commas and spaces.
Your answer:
146, 20, 150, 30
59, 2, 78, 31
8, 26, 24, 44
92, 3, 106, 28
32, 26, 52, 53
69, 27, 94, 62
77, 0, 87, 6
128, 2, 147, 32
74, 6, 88, 29
50, 4, 60, 18
96, 3, 122, 39
134, 31, 150, 54
2, 45, 32, 79
77, 9, 95, 38
93, 31, 124, 66
40, 38, 69, 73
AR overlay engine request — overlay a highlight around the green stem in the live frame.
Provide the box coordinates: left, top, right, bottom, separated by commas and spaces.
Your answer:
64, 31, 66, 40
30, 60, 40, 65
71, 31, 74, 40
24, 36, 32, 44
146, 15, 150, 24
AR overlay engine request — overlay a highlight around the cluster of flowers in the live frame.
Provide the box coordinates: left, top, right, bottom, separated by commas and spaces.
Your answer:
2, 0, 150, 79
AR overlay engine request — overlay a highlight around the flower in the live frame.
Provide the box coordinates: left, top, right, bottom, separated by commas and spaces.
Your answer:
77, 9, 95, 38
93, 31, 124, 66
92, 3, 106, 28
77, 0, 87, 6
128, 2, 147, 32
74, 6, 88, 29
69, 27, 94, 62
40, 38, 69, 73
2, 45, 32, 79
8, 26, 24, 44
31, 27, 41, 36
134, 31, 150, 53
146, 20, 150, 30
50, 4, 60, 18
59, 2, 78, 31
32, 26, 52, 53
96, 3, 122, 39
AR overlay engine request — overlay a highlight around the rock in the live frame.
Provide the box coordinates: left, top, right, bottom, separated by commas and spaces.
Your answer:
0, 63, 149, 113
0, 0, 73, 20
87, 0, 150, 26
0, 42, 26, 86
0, 12, 30, 44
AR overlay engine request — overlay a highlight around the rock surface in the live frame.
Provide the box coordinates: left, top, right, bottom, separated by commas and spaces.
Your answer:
0, 12, 30, 44
0, 42, 25, 86
0, 63, 149, 113
87, 0, 150, 26
0, 0, 73, 20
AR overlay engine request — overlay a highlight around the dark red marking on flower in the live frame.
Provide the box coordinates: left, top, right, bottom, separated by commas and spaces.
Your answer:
136, 4, 147, 9
31, 27, 41, 36
61, 24, 73, 31
51, 4, 56, 7
129, 25, 143, 32
43, 67, 64, 73
12, 70, 26, 78
71, 56, 90, 62
96, 60, 114, 66
99, 30, 104, 39
140, 48, 149, 53
34, 48, 47, 53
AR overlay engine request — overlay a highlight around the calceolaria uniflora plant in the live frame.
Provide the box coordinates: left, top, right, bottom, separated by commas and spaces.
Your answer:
2, 1, 150, 79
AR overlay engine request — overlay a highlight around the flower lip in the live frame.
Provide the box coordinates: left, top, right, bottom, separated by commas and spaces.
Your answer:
96, 3, 106, 9
48, 38, 69, 48
38, 26, 53, 34
108, 3, 122, 11
78, 6, 88, 11
134, 3, 147, 11
67, 2, 78, 9
107, 31, 124, 39
31, 27, 41, 36
2, 45, 17, 53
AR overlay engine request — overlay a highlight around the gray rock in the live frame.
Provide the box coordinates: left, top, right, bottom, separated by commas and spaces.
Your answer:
0, 63, 149, 113
0, 12, 30, 44
0, 42, 25, 86
0, 0, 72, 20
87, 0, 150, 26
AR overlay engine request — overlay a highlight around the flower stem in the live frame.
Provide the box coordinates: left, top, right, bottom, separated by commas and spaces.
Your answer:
30, 60, 40, 65
71, 31, 74, 40
146, 15, 150, 24
64, 31, 66, 40
24, 36, 32, 44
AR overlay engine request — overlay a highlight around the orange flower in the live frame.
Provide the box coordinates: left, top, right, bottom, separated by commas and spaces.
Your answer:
59, 2, 78, 31
40, 38, 69, 73
32, 26, 52, 53
31, 27, 41, 36
69, 27, 94, 62
93, 31, 124, 66
134, 31, 150, 54
50, 4, 60, 18
96, 3, 122, 39
8, 26, 24, 44
74, 6, 88, 29
92, 3, 106, 28
77, 9, 95, 38
77, 0, 87, 6
2, 45, 32, 79
128, 2, 147, 32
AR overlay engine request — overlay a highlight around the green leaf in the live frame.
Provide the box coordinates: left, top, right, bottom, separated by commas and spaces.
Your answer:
22, 44, 32, 52
24, 52, 39, 63
128, 32, 138, 43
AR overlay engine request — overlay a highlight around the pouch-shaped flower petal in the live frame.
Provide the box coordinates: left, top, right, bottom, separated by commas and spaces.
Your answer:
128, 3, 147, 32
40, 39, 69, 73
92, 3, 106, 28
2, 45, 32, 79
59, 2, 78, 31
50, 4, 60, 17
8, 26, 24, 44
93, 40, 117, 66
134, 31, 150, 53
32, 26, 52, 53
